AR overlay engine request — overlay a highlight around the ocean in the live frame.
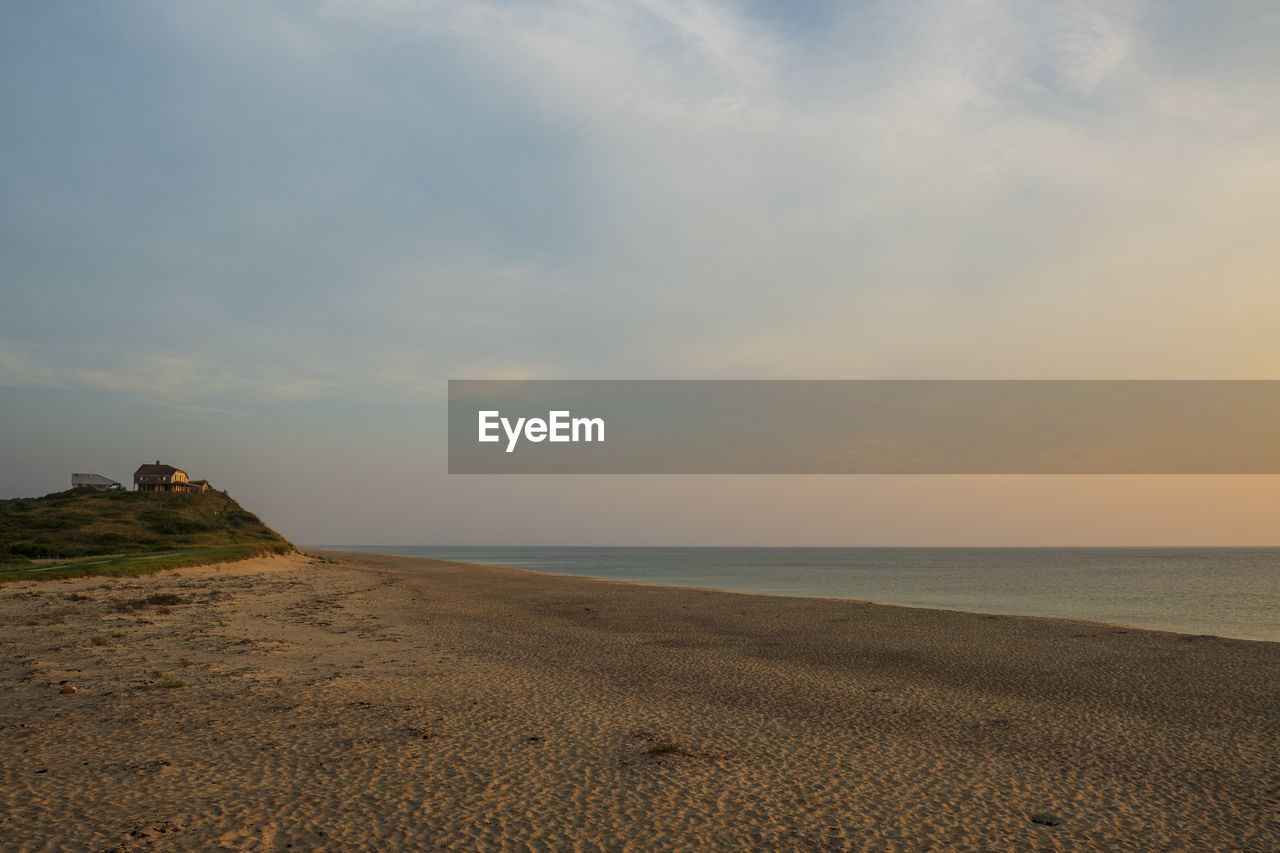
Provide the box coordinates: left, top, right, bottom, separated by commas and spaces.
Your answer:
339, 546, 1280, 643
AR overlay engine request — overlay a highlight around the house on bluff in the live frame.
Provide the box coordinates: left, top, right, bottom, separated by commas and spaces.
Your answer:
71, 472, 123, 490
133, 461, 213, 494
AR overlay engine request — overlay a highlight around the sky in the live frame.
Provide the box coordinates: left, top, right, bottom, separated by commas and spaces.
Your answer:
2, 0, 1279, 545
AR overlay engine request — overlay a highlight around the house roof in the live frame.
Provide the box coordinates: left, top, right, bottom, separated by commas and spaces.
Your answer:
72, 472, 121, 486
134, 462, 185, 478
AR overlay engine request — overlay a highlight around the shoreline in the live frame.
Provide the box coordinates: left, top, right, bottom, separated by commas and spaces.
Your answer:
319, 546, 1280, 646
3, 549, 1277, 851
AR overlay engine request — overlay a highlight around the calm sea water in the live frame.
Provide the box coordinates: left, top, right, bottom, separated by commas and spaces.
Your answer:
339, 546, 1280, 643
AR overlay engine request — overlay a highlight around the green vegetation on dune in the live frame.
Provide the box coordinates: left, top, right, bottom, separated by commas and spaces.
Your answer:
0, 488, 292, 581
0, 543, 292, 582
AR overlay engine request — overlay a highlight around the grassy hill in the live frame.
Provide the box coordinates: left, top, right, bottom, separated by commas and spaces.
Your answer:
0, 488, 293, 581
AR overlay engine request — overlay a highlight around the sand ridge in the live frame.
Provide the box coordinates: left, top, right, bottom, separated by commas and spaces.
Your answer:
1, 550, 1277, 851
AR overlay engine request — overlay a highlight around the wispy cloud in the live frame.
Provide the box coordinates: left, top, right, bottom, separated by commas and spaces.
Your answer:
0, 343, 343, 404
3, 0, 1280, 401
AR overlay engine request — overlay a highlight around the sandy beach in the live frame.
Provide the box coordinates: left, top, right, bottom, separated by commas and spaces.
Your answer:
1, 550, 1277, 852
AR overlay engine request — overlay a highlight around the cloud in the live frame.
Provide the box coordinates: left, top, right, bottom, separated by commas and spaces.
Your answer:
3, 0, 1279, 401
0, 341, 346, 404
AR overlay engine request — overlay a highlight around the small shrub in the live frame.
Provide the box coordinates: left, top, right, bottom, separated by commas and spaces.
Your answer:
46, 608, 74, 625
112, 593, 186, 612
154, 674, 186, 689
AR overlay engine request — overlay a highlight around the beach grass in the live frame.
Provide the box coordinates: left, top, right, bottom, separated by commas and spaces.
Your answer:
0, 542, 293, 582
